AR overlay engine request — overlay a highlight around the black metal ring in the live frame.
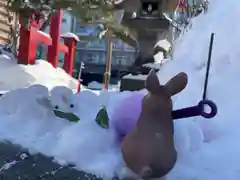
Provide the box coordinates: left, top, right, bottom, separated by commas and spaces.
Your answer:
198, 100, 217, 118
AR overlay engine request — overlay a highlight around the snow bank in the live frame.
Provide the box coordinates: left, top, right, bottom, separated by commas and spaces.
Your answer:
0, 85, 129, 178
88, 81, 103, 90
88, 81, 120, 91
0, 55, 79, 92
156, 0, 240, 179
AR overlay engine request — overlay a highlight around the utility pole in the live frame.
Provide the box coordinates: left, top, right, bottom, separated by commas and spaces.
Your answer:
103, 30, 113, 89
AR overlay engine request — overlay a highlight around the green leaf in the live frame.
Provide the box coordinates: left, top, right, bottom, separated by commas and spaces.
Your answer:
95, 106, 109, 129
53, 110, 80, 122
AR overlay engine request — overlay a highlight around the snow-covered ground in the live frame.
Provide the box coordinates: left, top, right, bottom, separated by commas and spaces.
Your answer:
88, 81, 120, 91
0, 0, 240, 179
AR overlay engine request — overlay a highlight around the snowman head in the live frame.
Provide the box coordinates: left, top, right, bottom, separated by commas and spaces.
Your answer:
50, 86, 76, 113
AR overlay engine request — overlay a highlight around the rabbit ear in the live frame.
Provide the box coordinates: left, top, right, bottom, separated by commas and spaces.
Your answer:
165, 72, 188, 96
37, 97, 52, 109
145, 69, 160, 93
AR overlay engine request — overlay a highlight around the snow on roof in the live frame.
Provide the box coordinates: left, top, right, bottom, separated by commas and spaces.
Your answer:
61, 32, 80, 41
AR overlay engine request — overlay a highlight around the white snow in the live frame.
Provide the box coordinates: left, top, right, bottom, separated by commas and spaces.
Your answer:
0, 0, 239, 179
61, 32, 80, 41
0, 152, 28, 171
0, 56, 79, 92
87, 81, 104, 90
157, 0, 240, 179
155, 39, 171, 52
122, 74, 148, 80
88, 81, 120, 91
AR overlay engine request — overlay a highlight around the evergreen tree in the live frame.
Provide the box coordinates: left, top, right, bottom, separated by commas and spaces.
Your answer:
5, 0, 137, 47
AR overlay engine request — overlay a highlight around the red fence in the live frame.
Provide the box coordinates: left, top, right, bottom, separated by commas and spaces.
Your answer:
18, 9, 79, 76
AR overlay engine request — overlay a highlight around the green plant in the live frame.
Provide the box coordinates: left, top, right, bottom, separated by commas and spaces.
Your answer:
53, 110, 80, 122
95, 105, 109, 129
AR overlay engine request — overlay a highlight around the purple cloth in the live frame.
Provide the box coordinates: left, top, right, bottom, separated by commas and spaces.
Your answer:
110, 93, 144, 143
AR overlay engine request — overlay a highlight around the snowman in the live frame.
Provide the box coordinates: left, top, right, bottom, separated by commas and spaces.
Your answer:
49, 86, 80, 122
15, 84, 53, 120
0, 87, 27, 115
0, 84, 53, 121
73, 90, 102, 121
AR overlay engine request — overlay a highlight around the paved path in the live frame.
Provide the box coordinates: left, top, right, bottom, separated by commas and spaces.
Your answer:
0, 142, 108, 180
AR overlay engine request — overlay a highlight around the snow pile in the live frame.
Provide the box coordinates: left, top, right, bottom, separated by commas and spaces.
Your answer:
88, 81, 120, 91
0, 55, 79, 92
156, 0, 240, 179
0, 84, 205, 179
122, 74, 148, 80
0, 85, 127, 178
88, 81, 103, 89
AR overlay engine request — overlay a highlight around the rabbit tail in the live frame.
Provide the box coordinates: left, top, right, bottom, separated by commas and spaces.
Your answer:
138, 166, 152, 180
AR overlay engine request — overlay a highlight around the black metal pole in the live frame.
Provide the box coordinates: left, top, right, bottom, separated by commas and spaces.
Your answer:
202, 33, 214, 100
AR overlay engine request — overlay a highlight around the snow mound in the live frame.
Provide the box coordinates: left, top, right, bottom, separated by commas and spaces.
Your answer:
87, 81, 120, 92
155, 0, 240, 179
0, 85, 203, 179
88, 81, 103, 89
0, 55, 79, 92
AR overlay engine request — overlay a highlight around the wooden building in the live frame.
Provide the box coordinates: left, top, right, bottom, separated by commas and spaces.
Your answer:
0, 0, 18, 44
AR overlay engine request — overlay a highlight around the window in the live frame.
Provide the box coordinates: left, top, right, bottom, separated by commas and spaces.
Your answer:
99, 53, 106, 64
75, 26, 88, 34
121, 59, 128, 66
87, 54, 94, 62
117, 58, 121, 65
115, 55, 129, 65
112, 39, 124, 49
111, 56, 117, 65
77, 40, 89, 49
62, 18, 67, 23
87, 53, 99, 64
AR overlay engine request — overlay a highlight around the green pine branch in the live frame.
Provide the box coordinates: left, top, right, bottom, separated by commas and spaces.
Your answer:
5, 0, 137, 47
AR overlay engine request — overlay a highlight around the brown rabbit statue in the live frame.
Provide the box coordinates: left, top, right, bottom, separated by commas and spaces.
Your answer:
121, 69, 188, 180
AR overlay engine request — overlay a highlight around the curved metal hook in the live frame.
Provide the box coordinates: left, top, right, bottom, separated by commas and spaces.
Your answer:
172, 100, 217, 120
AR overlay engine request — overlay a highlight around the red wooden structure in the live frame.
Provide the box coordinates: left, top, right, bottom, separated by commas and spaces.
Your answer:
178, 0, 188, 8
18, 9, 79, 76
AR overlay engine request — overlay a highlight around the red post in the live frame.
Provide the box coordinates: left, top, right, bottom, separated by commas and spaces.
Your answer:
47, 9, 62, 67
18, 12, 52, 64
26, 27, 39, 64
62, 35, 79, 76
47, 9, 70, 68
18, 26, 30, 64
18, 13, 41, 64
17, 9, 78, 78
